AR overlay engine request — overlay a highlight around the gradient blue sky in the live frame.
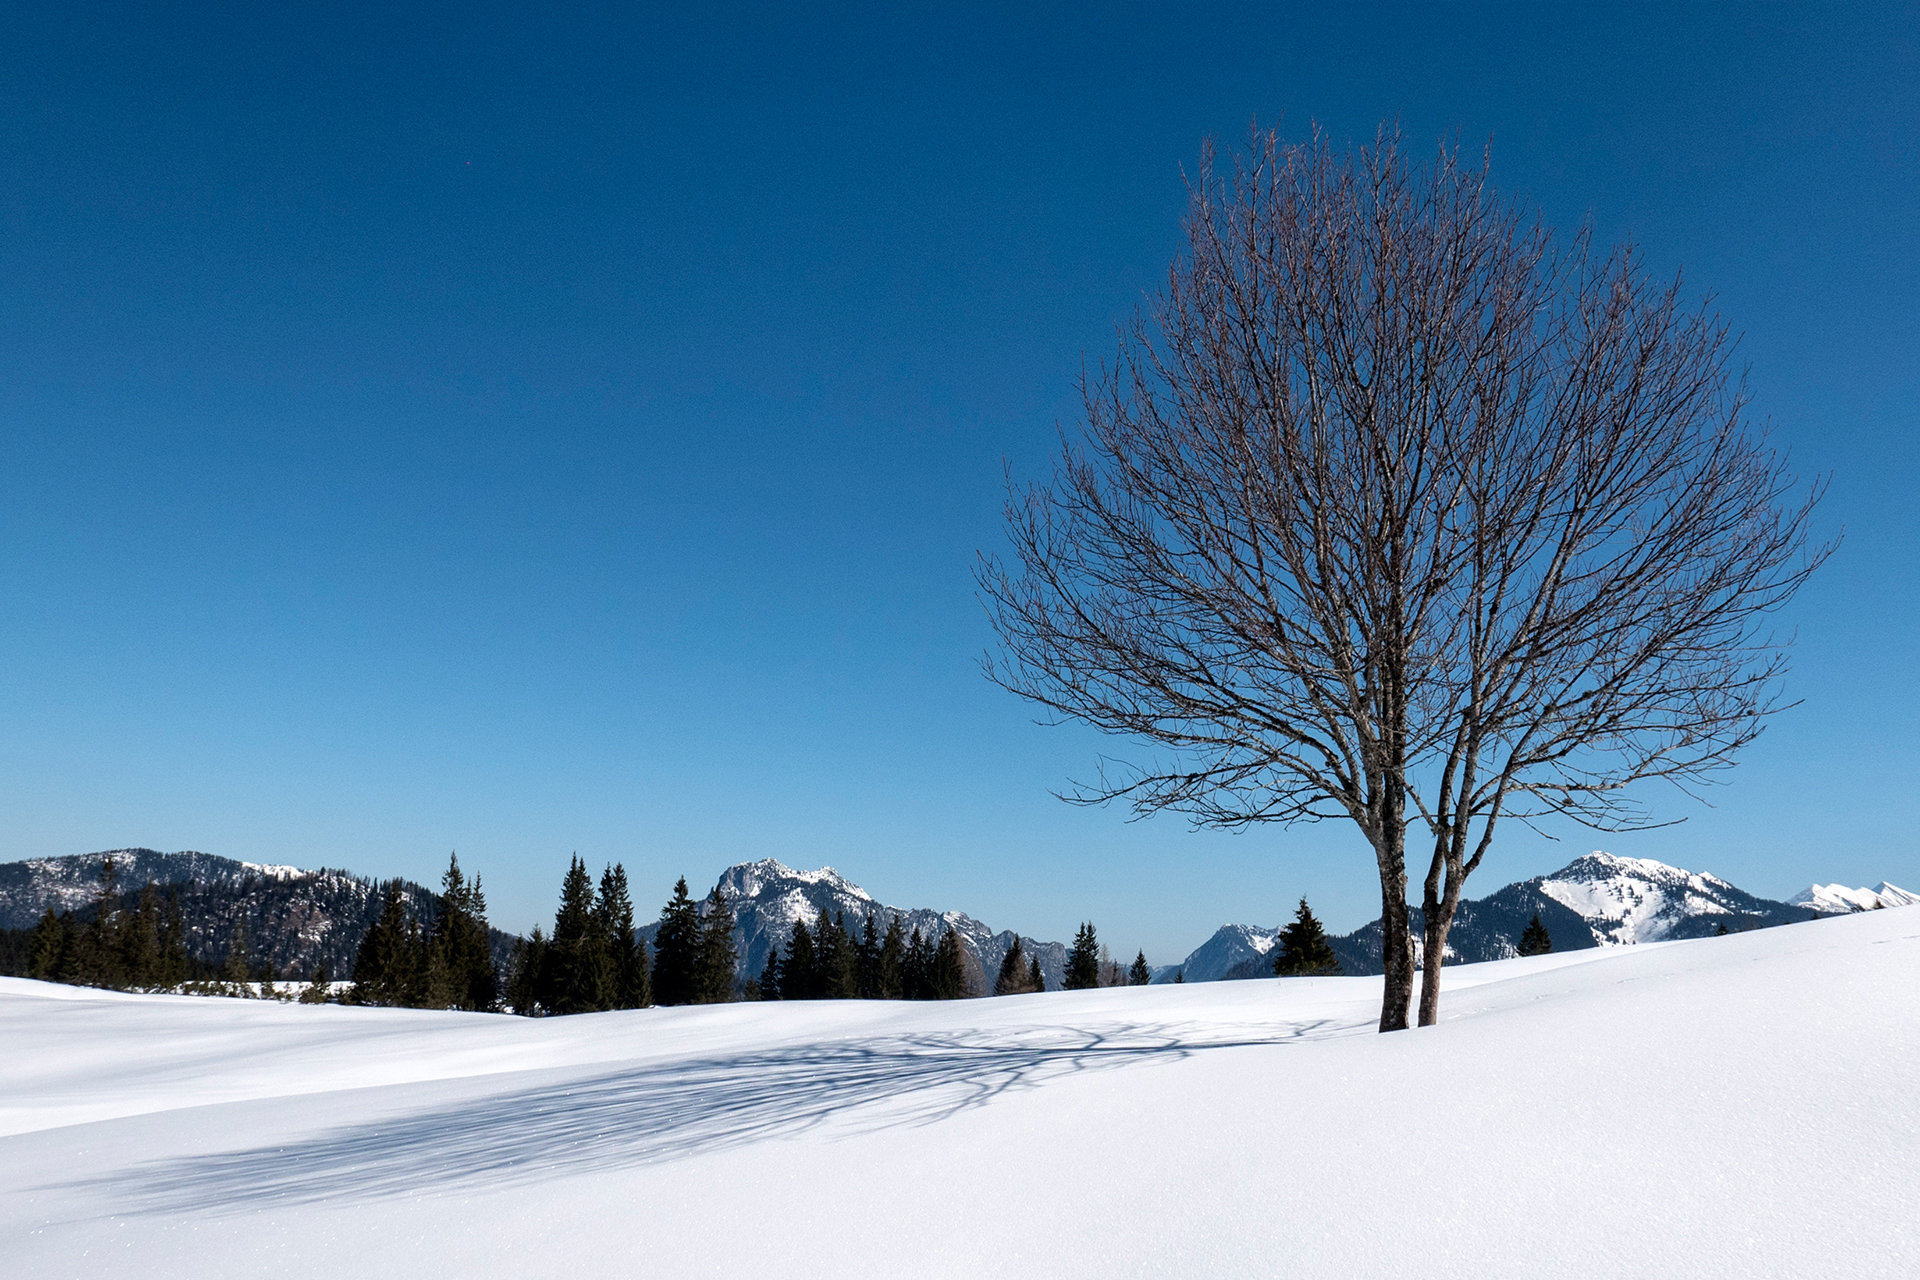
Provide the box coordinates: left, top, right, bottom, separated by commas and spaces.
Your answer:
1, 3, 1914, 956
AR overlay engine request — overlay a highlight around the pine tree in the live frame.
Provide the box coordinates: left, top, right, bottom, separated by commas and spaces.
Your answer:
1027, 955, 1044, 993
223, 917, 254, 992
781, 917, 817, 1000
695, 887, 739, 1003
651, 876, 701, 1006
1064, 923, 1101, 990
856, 913, 880, 998
26, 909, 71, 981
598, 863, 649, 1009
1274, 898, 1340, 976
432, 852, 499, 1011
352, 880, 417, 1006
994, 936, 1032, 996
756, 945, 781, 1000
902, 927, 933, 999
1129, 950, 1151, 986
120, 883, 162, 989
542, 856, 612, 1014
156, 889, 190, 988
930, 928, 967, 999
819, 910, 858, 999
1517, 912, 1553, 957
77, 855, 125, 988
505, 927, 548, 1015
876, 915, 905, 999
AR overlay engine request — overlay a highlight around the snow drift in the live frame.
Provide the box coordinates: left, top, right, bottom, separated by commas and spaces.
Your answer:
2, 907, 1915, 1278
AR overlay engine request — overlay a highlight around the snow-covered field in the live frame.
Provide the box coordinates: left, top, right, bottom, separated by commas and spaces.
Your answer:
4, 908, 1916, 1278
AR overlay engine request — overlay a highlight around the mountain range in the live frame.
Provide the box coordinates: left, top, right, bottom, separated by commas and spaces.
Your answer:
1, 847, 1908, 992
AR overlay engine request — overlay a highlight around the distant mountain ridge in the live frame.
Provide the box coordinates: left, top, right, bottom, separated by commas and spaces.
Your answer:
645, 859, 1071, 993
1174, 852, 1880, 982
0, 849, 516, 977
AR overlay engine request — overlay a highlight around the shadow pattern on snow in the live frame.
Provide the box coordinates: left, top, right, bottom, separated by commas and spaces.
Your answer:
73, 1017, 1358, 1213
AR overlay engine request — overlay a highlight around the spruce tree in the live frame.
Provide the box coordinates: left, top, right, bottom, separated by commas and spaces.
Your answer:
993, 936, 1031, 996
352, 880, 417, 1006
781, 917, 817, 1000
1517, 912, 1553, 956
819, 910, 858, 999
651, 876, 701, 1006
77, 855, 125, 988
1274, 898, 1340, 976
26, 909, 71, 982
432, 852, 499, 1011
756, 946, 781, 1000
598, 863, 649, 1009
1129, 950, 1151, 986
876, 915, 905, 999
156, 890, 190, 988
223, 917, 253, 992
120, 883, 162, 989
930, 928, 967, 999
1027, 954, 1044, 994
901, 927, 933, 999
542, 856, 611, 1014
299, 964, 332, 1003
505, 927, 548, 1015
695, 887, 739, 1003
1064, 923, 1101, 990
856, 913, 880, 998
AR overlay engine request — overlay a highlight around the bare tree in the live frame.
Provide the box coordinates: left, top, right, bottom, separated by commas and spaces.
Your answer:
980, 126, 1829, 1032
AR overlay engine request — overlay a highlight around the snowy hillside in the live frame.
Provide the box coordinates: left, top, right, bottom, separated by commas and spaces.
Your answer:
3, 909, 1916, 1278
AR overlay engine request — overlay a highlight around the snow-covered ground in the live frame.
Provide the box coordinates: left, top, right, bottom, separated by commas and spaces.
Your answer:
4, 908, 1916, 1279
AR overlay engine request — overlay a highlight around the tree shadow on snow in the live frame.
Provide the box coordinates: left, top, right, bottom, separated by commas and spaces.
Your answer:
65, 1016, 1360, 1214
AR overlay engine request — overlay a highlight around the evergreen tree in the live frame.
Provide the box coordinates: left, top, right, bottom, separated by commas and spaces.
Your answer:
76, 855, 125, 988
299, 964, 332, 1003
541, 855, 612, 1014
901, 927, 933, 999
223, 917, 253, 991
1129, 950, 1151, 986
1274, 899, 1337, 976
651, 876, 701, 1006
1064, 922, 1101, 990
1027, 955, 1044, 993
755, 945, 781, 1000
780, 917, 818, 1000
695, 887, 739, 1003
598, 862, 650, 1009
119, 882, 162, 988
156, 890, 190, 988
1517, 912, 1553, 956
432, 852, 499, 1011
1174, 969, 1184, 983
1274, 898, 1340, 976
875, 915, 905, 999
993, 936, 1034, 996
505, 927, 548, 1015
26, 909, 72, 982
930, 928, 967, 999
856, 913, 880, 998
818, 910, 858, 999
1713, 921, 1730, 936
352, 881, 418, 1006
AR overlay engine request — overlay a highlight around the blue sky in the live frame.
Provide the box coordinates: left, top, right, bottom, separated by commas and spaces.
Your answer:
1, 3, 1914, 956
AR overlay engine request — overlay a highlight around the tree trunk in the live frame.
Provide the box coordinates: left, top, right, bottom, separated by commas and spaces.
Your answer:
1417, 867, 1462, 1027
1375, 822, 1413, 1032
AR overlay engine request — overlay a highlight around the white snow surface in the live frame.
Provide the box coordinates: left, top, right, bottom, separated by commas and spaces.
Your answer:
1790, 881, 1920, 913
4, 909, 1917, 1278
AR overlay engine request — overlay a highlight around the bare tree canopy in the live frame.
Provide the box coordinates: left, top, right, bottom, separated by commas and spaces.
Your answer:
980, 126, 1830, 1031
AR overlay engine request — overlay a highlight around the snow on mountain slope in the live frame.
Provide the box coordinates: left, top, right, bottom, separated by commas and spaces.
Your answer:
1790, 881, 1920, 913
3, 910, 1915, 1278
1154, 921, 1279, 982
1534, 851, 1772, 944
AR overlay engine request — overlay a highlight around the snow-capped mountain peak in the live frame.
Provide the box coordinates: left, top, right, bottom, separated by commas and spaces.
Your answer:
1536, 851, 1751, 945
1787, 881, 1919, 914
